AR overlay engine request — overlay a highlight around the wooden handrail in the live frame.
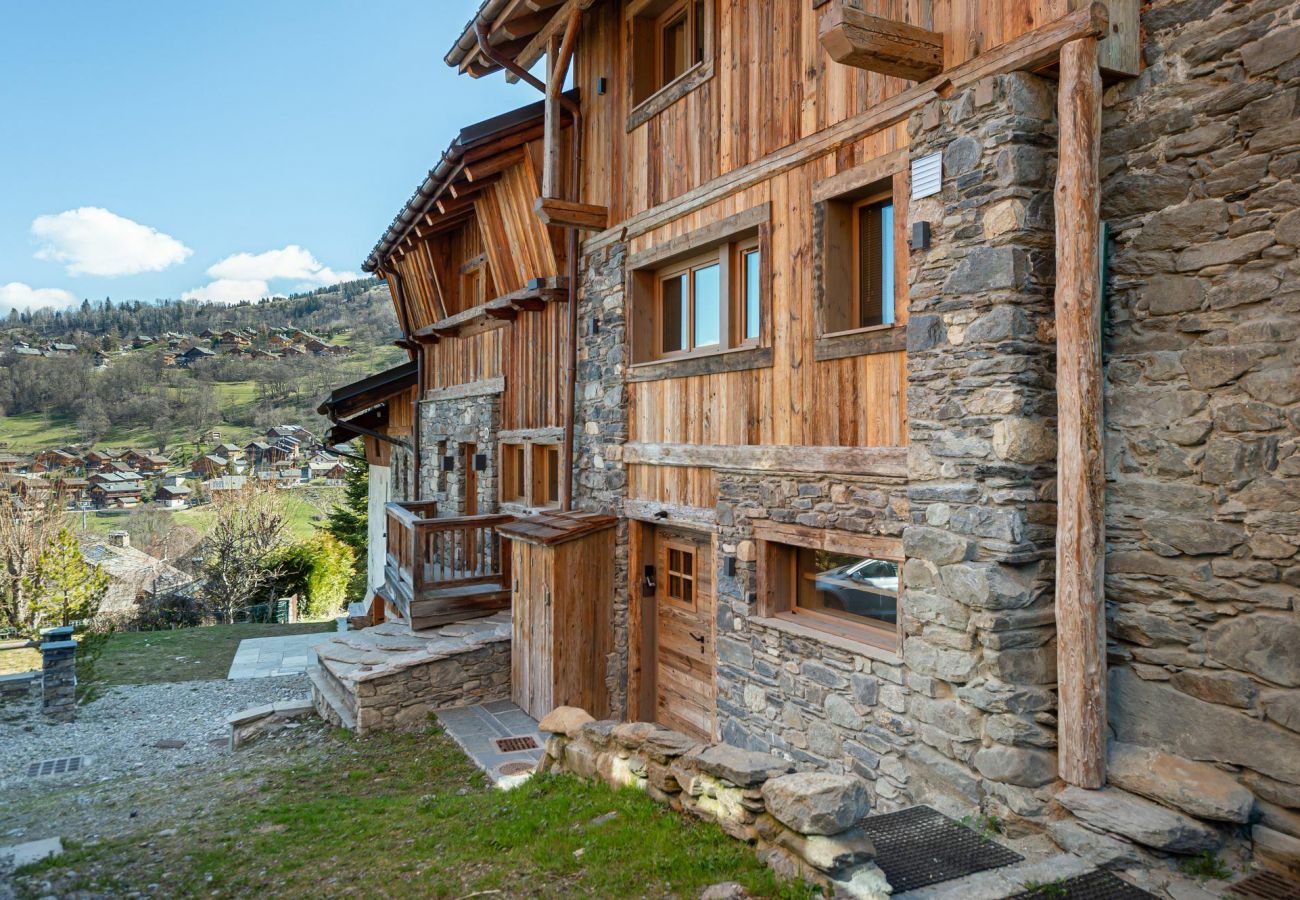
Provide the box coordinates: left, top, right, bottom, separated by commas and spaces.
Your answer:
384, 506, 516, 605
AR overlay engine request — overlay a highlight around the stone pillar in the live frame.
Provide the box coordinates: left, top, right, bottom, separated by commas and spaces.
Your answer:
902, 72, 1062, 823
40, 625, 77, 724
574, 242, 631, 716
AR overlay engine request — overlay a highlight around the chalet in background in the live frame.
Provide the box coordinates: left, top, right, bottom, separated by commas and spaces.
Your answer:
318, 0, 1300, 882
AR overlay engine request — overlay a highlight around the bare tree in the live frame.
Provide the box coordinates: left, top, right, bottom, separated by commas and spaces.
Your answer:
0, 488, 66, 636
195, 484, 288, 622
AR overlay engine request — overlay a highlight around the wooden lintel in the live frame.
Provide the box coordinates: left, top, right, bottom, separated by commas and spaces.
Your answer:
1054, 35, 1106, 791
819, 1, 944, 82
623, 442, 907, 479
535, 197, 609, 231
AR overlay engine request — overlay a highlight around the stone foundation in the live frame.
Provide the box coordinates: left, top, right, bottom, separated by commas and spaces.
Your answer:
311, 616, 512, 734
536, 707, 890, 899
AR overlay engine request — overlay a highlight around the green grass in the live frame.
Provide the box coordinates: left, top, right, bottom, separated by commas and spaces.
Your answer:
0, 622, 334, 683
18, 727, 815, 899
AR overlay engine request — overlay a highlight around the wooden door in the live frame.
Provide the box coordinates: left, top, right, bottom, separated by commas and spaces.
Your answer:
652, 529, 715, 740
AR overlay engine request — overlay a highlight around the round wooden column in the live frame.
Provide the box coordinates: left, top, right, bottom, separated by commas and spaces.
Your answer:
1054, 35, 1106, 790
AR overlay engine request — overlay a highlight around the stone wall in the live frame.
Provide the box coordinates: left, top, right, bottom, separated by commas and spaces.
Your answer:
1094, 0, 1300, 874
713, 472, 915, 808
418, 393, 501, 516
537, 707, 889, 898
574, 242, 632, 717
906, 70, 1062, 825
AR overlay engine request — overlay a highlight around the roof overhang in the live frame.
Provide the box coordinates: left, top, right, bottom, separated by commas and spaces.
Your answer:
317, 361, 417, 420
445, 0, 576, 78
362, 90, 577, 274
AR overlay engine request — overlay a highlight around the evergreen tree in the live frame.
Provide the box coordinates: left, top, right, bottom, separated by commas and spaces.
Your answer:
26, 528, 110, 629
326, 452, 368, 555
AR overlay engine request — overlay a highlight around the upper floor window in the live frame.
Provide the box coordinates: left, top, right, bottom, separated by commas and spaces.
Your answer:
531, 443, 560, 508
628, 204, 770, 366
628, 0, 714, 127
812, 149, 909, 360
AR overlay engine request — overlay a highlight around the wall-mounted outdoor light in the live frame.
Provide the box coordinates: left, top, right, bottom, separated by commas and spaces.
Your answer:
724, 556, 737, 577
597, 76, 608, 95
910, 221, 931, 251
441, 455, 455, 472
473, 453, 488, 472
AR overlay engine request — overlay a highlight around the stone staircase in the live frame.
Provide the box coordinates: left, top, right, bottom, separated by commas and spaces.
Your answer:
309, 614, 511, 734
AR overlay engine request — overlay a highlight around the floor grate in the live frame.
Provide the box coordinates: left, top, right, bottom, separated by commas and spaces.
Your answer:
26, 756, 84, 778
860, 806, 1022, 893
1006, 870, 1157, 899
493, 736, 539, 753
1229, 870, 1300, 900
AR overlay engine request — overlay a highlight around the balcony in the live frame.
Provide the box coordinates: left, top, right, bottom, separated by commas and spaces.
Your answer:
382, 501, 515, 631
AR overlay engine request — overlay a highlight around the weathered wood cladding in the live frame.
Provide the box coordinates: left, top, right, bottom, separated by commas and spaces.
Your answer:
382, 132, 569, 431
574, 0, 1083, 221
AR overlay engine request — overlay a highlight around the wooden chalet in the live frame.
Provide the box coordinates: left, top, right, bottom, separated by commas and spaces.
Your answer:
319, 0, 1300, 877
33, 448, 79, 471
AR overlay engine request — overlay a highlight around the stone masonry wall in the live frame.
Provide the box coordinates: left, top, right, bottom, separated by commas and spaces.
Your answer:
1095, 0, 1300, 873
418, 393, 500, 516
574, 242, 632, 717
902, 71, 1062, 827
713, 472, 914, 810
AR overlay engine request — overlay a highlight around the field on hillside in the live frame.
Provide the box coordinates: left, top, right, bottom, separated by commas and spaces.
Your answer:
0, 333, 403, 453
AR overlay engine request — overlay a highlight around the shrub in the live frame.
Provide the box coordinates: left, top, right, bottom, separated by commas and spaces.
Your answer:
273, 533, 356, 619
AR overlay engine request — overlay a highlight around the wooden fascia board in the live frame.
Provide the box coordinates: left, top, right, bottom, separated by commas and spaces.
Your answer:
818, 1, 944, 82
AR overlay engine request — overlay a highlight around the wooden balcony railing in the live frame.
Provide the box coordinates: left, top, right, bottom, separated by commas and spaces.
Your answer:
382, 501, 514, 629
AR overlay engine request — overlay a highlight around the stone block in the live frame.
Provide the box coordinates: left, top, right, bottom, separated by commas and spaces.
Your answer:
1056, 786, 1221, 854
1108, 742, 1254, 824
688, 744, 792, 788
1046, 820, 1142, 869
641, 727, 699, 762
772, 825, 876, 875
610, 721, 658, 747
761, 773, 872, 835
1205, 615, 1300, 687
973, 745, 1057, 788
1253, 824, 1300, 872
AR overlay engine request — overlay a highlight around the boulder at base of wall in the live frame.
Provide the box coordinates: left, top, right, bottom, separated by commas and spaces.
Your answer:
1108, 742, 1256, 823
1056, 786, 1221, 854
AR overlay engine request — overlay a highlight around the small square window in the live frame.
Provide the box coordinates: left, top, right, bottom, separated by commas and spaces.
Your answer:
665, 542, 696, 608
531, 444, 560, 508
500, 443, 525, 503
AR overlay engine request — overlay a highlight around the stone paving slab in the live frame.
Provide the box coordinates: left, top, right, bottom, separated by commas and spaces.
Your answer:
435, 701, 545, 788
227, 633, 335, 680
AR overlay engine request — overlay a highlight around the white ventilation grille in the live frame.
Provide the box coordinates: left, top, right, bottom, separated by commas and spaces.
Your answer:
911, 151, 943, 199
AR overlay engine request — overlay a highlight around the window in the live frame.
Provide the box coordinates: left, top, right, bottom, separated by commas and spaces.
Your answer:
460, 265, 485, 310
629, 0, 713, 122
500, 443, 525, 503
531, 443, 560, 508
812, 150, 908, 359
757, 526, 903, 654
658, 253, 722, 355
628, 205, 770, 366
664, 541, 696, 608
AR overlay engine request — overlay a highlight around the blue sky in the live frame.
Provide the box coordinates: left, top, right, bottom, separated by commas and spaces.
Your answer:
0, 1, 538, 310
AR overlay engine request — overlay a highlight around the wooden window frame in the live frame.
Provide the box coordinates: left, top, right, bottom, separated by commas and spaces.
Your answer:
499, 442, 526, 503
812, 148, 910, 362
662, 538, 698, 611
627, 204, 771, 370
627, 0, 715, 130
530, 443, 561, 510
754, 522, 903, 658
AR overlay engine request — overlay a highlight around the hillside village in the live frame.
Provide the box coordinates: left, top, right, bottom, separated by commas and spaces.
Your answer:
0, 423, 345, 511
8, 326, 354, 369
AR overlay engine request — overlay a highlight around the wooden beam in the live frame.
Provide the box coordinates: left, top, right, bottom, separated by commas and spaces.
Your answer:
1054, 36, 1106, 791
623, 442, 907, 479
549, 5, 581, 98
819, 1, 944, 82
449, 175, 499, 199
535, 197, 609, 230
542, 34, 564, 199
465, 147, 526, 181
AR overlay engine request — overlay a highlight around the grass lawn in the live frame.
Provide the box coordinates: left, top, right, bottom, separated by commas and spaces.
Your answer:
18, 727, 816, 899
73, 486, 336, 542
0, 622, 335, 683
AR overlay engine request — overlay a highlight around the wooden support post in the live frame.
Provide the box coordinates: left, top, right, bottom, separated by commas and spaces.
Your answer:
1054, 36, 1106, 790
542, 34, 564, 200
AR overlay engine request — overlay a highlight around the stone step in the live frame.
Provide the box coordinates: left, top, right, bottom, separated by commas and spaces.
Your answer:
893, 852, 1094, 900
309, 666, 357, 730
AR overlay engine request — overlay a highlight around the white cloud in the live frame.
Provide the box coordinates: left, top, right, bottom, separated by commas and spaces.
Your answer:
181, 279, 282, 304
0, 282, 78, 311
184, 245, 359, 304
31, 207, 192, 277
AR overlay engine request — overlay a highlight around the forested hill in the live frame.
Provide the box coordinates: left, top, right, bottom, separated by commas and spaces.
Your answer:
3, 279, 390, 348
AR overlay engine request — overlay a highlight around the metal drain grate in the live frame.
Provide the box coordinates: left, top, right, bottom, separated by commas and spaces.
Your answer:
26, 756, 83, 778
860, 806, 1022, 893
1230, 870, 1300, 900
1006, 870, 1157, 899
493, 736, 539, 753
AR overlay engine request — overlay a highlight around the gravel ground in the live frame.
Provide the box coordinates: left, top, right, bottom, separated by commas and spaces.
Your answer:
0, 675, 310, 802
